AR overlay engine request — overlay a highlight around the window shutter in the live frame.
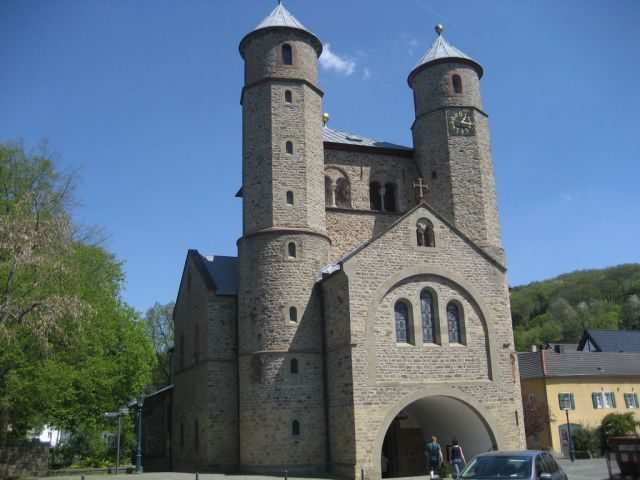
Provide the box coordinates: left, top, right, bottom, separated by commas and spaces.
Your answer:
611, 393, 617, 408
635, 393, 639, 408
558, 393, 563, 409
570, 393, 575, 410
592, 393, 598, 409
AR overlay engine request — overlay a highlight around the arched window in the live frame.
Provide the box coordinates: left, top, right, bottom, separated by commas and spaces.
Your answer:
292, 420, 300, 436
290, 358, 298, 374
417, 218, 435, 247
284, 90, 292, 103
369, 181, 382, 210
421, 290, 436, 343
282, 44, 293, 65
289, 306, 298, 322
286, 191, 294, 205
394, 300, 411, 343
288, 242, 296, 258
194, 419, 199, 452
447, 303, 461, 343
335, 177, 351, 208
286, 141, 293, 155
325, 176, 334, 207
384, 182, 396, 211
452, 74, 463, 94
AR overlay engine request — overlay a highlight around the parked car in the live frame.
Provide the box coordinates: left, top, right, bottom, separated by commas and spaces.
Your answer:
459, 450, 567, 480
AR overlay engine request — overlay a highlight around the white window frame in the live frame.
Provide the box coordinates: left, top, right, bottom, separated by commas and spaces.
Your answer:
604, 392, 616, 408
593, 392, 604, 409
624, 393, 639, 409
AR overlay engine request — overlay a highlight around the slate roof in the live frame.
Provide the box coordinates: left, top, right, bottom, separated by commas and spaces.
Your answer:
240, 3, 322, 57
518, 351, 640, 379
577, 329, 640, 352
188, 249, 238, 296
408, 32, 483, 84
254, 3, 310, 32
323, 126, 412, 151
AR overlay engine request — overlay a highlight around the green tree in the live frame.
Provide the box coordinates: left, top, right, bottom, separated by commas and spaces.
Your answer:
144, 301, 175, 389
599, 412, 639, 448
0, 140, 155, 444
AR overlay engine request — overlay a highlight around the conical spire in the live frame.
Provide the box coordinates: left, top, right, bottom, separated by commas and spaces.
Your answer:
254, 3, 310, 31
408, 25, 483, 85
240, 3, 322, 57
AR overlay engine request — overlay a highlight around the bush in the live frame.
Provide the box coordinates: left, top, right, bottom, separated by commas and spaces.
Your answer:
599, 412, 639, 450
572, 424, 601, 458
438, 462, 450, 478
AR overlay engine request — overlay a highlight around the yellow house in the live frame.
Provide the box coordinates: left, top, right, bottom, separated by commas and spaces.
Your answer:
519, 348, 640, 455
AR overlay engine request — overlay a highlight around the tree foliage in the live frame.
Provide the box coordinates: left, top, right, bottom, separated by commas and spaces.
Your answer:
510, 264, 640, 351
143, 301, 175, 389
599, 412, 639, 448
521, 388, 554, 439
0, 140, 156, 445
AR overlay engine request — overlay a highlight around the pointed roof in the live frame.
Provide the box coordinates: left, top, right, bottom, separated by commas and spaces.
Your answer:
240, 3, 322, 58
255, 3, 309, 31
408, 27, 483, 85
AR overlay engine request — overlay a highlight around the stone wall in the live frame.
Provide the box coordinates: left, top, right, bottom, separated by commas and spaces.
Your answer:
0, 444, 49, 479
335, 205, 524, 480
172, 255, 239, 472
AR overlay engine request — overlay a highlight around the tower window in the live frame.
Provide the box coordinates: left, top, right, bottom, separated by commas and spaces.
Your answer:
292, 420, 300, 436
179, 334, 184, 370
452, 74, 463, 94
284, 90, 292, 103
384, 182, 396, 212
289, 306, 298, 322
394, 300, 412, 343
282, 44, 293, 65
369, 182, 382, 211
286, 141, 293, 155
180, 421, 184, 449
288, 242, 296, 258
290, 358, 298, 374
286, 191, 294, 205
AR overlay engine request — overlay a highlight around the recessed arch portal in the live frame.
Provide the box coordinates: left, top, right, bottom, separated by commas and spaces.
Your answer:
374, 388, 501, 479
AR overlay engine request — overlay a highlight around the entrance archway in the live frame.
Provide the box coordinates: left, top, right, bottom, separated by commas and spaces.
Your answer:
379, 395, 498, 478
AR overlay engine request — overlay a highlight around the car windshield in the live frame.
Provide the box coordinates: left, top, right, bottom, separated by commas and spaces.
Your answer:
461, 455, 532, 479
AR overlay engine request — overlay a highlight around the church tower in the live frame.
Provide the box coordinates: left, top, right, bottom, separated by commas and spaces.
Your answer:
409, 26, 504, 261
236, 4, 330, 473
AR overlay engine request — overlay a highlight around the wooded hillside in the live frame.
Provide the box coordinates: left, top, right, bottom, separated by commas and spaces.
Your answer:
510, 264, 640, 351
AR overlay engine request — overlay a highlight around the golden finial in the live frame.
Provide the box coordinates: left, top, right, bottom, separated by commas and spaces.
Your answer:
435, 24, 444, 35
322, 112, 329, 126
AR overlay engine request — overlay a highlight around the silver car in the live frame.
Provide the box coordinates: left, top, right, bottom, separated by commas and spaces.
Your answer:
459, 450, 568, 480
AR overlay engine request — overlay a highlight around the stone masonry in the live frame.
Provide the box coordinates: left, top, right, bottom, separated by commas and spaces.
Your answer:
158, 4, 525, 479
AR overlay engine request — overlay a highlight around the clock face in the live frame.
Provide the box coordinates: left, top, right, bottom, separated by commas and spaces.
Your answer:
447, 109, 475, 136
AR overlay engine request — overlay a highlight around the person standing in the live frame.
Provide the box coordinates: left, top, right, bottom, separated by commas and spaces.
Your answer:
450, 438, 466, 479
426, 435, 443, 478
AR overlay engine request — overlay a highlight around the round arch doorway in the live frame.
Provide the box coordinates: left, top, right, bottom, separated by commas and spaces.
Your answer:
380, 395, 497, 478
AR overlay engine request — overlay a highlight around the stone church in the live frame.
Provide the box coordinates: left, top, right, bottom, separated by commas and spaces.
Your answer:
142, 3, 525, 478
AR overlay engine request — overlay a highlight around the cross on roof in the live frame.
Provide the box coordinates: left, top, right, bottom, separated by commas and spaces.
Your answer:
413, 177, 428, 199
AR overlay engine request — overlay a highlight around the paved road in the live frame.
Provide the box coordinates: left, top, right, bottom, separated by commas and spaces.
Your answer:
38, 458, 611, 480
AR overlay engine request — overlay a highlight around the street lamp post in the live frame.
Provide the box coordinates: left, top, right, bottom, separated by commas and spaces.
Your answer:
564, 408, 576, 462
105, 407, 129, 474
135, 396, 144, 474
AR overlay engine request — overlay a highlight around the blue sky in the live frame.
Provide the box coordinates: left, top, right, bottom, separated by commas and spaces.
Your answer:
1, 0, 639, 315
